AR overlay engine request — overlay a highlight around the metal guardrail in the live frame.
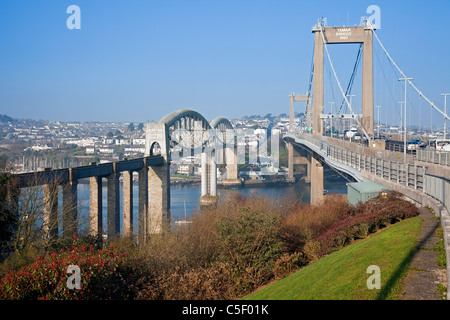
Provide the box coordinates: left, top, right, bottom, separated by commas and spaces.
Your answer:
324, 141, 426, 192
417, 149, 450, 166
425, 174, 450, 210
294, 133, 449, 213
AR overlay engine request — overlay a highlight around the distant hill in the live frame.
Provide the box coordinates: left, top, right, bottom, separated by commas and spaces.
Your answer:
0, 114, 14, 123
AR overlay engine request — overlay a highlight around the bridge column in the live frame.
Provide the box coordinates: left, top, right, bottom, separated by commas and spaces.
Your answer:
310, 152, 324, 205
210, 154, 217, 197
62, 170, 78, 239
312, 28, 324, 135
148, 161, 170, 234
107, 167, 120, 239
6, 184, 19, 222
224, 146, 240, 186
201, 152, 208, 197
43, 183, 58, 241
122, 170, 133, 237
362, 28, 374, 137
200, 152, 218, 206
138, 166, 148, 241
145, 122, 171, 235
304, 151, 312, 182
287, 142, 295, 182
89, 176, 103, 238
223, 130, 241, 186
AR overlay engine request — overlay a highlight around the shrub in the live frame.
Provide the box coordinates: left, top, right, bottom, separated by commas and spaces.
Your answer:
316, 191, 419, 257
0, 240, 149, 300
279, 195, 354, 254
216, 207, 284, 291
273, 252, 308, 280
138, 263, 236, 300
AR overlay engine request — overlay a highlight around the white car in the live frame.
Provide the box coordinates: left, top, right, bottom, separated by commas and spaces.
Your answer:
345, 128, 358, 139
442, 143, 450, 152
436, 139, 450, 151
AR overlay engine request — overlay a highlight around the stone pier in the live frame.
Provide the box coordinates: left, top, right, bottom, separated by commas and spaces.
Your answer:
200, 152, 218, 206
107, 167, 120, 239
89, 176, 102, 238
138, 166, 148, 240
43, 182, 58, 241
122, 170, 133, 237
62, 169, 78, 239
148, 162, 170, 234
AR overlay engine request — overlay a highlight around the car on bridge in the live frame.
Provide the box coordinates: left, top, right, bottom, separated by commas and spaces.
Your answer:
345, 128, 358, 139
436, 139, 450, 151
426, 139, 436, 149
443, 143, 450, 152
407, 138, 424, 151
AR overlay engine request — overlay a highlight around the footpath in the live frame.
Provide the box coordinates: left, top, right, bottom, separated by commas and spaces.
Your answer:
402, 207, 447, 300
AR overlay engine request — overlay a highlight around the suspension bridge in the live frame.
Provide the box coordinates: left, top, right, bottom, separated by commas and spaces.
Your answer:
284, 16, 450, 296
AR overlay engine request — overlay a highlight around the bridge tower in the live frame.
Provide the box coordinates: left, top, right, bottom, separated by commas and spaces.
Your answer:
311, 21, 374, 137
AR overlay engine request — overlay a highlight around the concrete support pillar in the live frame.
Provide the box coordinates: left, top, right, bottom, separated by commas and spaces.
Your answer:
89, 176, 102, 238
6, 185, 19, 219
310, 153, 324, 205
306, 97, 312, 130
148, 162, 170, 234
289, 94, 294, 132
201, 152, 208, 197
210, 154, 217, 197
43, 183, 58, 241
107, 172, 120, 239
200, 152, 218, 206
62, 180, 78, 239
225, 146, 239, 181
223, 130, 240, 187
362, 28, 374, 137
122, 170, 133, 237
138, 166, 148, 241
312, 30, 324, 135
287, 142, 294, 182
305, 152, 312, 182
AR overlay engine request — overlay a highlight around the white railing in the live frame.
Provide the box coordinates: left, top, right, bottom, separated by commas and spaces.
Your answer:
294, 133, 449, 212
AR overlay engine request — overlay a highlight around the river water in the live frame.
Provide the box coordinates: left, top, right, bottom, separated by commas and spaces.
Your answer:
76, 170, 349, 235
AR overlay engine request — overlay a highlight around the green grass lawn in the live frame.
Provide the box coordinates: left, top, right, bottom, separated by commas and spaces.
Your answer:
244, 216, 422, 300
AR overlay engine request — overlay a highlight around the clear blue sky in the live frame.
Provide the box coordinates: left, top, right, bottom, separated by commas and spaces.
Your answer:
0, 0, 449, 128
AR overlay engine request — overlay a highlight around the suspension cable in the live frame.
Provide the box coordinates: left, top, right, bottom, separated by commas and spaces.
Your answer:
368, 23, 449, 121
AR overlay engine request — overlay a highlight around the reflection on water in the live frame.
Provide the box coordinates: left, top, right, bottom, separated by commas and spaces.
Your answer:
76, 171, 349, 235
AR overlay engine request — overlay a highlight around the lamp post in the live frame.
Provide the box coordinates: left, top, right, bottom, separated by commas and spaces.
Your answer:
375, 105, 381, 138
399, 77, 413, 162
441, 93, 450, 139
346, 94, 355, 131
329, 101, 335, 138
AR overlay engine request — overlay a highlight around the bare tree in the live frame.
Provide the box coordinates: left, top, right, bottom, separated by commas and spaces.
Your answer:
3, 173, 88, 256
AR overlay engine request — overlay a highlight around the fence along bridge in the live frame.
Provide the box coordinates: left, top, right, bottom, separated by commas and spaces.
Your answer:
8, 109, 239, 242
